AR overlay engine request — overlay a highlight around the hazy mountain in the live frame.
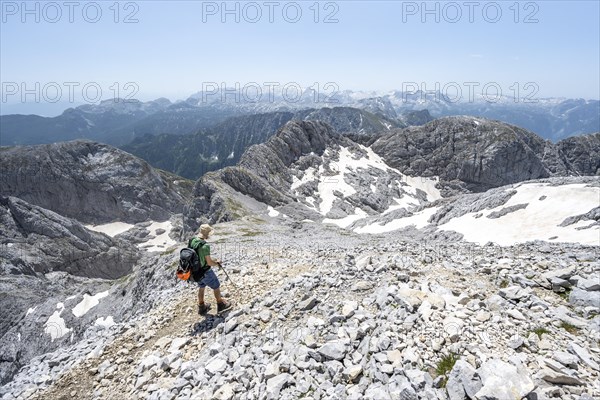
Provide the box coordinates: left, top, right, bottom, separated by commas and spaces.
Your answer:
0, 99, 245, 146
2, 90, 597, 147
382, 91, 600, 141
122, 107, 403, 180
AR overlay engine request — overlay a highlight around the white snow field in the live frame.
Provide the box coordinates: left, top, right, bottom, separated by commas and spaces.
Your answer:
45, 303, 72, 342
267, 206, 280, 217
86, 220, 177, 252
141, 221, 177, 252
438, 183, 600, 246
85, 222, 134, 237
72, 290, 110, 317
95, 316, 115, 329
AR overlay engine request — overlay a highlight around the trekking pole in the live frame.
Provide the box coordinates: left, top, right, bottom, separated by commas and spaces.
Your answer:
217, 262, 239, 289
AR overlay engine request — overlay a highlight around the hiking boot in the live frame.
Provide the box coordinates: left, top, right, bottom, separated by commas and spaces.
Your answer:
217, 300, 232, 314
198, 303, 211, 315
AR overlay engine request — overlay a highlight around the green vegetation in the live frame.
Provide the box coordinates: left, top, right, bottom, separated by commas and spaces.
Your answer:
225, 198, 246, 219
558, 288, 572, 301
114, 273, 133, 284
530, 327, 551, 339
560, 321, 580, 334
160, 247, 177, 256
239, 228, 263, 237
499, 279, 509, 288
435, 353, 460, 388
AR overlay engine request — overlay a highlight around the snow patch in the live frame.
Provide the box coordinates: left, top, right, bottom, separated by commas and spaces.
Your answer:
85, 222, 134, 237
439, 183, 600, 246
267, 206, 280, 217
72, 290, 110, 318
291, 167, 316, 191
305, 196, 316, 207
44, 303, 71, 342
139, 221, 177, 252
355, 207, 440, 234
317, 147, 360, 214
95, 316, 115, 329
403, 175, 442, 201
383, 196, 419, 214
26, 307, 36, 317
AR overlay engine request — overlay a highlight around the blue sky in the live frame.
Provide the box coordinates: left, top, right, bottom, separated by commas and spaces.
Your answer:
1, 1, 599, 114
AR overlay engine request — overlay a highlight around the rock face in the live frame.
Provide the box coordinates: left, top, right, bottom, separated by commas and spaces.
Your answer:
0, 140, 187, 224
557, 133, 600, 176
399, 109, 434, 126
0, 196, 137, 279
299, 107, 402, 137
0, 195, 139, 383
371, 116, 564, 192
0, 210, 182, 386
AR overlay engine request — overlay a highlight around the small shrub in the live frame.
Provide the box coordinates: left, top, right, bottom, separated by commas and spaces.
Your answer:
436, 353, 460, 388
160, 247, 177, 256
530, 327, 550, 339
558, 289, 571, 301
560, 321, 579, 334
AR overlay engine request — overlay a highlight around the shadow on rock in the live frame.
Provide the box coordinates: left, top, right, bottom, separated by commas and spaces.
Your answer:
190, 314, 227, 336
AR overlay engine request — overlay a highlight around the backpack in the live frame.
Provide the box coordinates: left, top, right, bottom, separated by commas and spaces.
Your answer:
177, 238, 209, 282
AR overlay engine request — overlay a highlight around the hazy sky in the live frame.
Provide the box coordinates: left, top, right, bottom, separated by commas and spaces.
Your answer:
1, 0, 599, 114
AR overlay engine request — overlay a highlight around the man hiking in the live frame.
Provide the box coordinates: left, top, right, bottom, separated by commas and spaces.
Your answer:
189, 224, 232, 315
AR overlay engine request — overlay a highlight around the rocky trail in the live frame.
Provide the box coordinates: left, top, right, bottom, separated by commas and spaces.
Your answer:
3, 219, 598, 400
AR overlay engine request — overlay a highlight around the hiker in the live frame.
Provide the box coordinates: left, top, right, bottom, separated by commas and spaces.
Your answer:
190, 224, 232, 315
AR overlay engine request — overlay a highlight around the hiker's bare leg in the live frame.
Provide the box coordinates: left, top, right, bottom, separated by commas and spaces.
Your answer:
198, 287, 206, 304
213, 288, 223, 303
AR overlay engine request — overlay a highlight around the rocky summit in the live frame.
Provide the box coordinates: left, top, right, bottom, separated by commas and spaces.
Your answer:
0, 114, 598, 400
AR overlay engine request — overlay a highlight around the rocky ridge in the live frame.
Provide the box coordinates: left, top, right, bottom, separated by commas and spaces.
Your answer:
371, 116, 595, 193
184, 118, 599, 236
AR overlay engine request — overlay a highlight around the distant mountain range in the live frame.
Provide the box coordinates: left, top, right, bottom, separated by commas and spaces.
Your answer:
121, 107, 408, 179
1, 90, 597, 147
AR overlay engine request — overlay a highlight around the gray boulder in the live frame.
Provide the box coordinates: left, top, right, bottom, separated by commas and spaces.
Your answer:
569, 288, 600, 308
446, 360, 482, 400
